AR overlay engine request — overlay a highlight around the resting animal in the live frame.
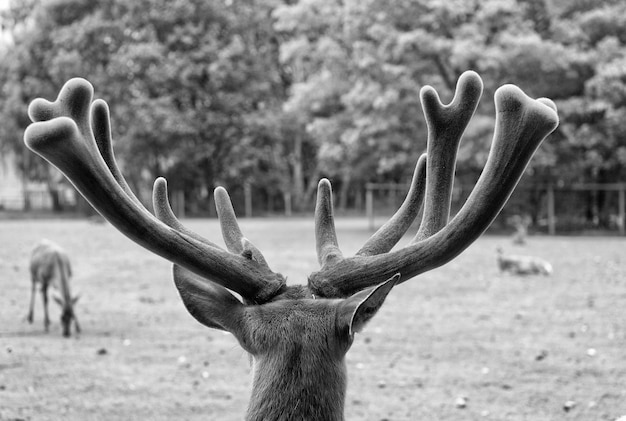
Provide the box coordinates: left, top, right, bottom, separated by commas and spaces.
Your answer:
496, 247, 553, 276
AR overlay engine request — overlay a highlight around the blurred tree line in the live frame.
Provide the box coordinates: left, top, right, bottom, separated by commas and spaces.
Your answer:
0, 0, 625, 217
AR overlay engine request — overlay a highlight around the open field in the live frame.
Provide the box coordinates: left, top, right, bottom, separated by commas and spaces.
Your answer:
0, 218, 625, 420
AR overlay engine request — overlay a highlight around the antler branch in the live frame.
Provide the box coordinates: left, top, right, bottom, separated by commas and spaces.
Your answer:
214, 186, 271, 268
315, 179, 343, 266
414, 71, 483, 241
308, 73, 559, 298
356, 153, 427, 256
24, 78, 285, 304
24, 71, 557, 304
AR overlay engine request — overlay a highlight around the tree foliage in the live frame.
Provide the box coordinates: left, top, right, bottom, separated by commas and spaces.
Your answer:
0, 0, 624, 214
1, 0, 291, 211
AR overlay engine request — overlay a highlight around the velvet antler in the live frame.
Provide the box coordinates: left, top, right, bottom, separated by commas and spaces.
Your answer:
308, 71, 558, 298
24, 71, 558, 304
24, 78, 285, 304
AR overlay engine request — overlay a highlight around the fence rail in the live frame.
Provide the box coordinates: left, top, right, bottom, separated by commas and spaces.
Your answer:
365, 182, 626, 236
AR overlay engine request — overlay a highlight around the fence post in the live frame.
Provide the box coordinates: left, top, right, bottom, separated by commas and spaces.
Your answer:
365, 183, 374, 230
283, 191, 292, 217
172, 190, 185, 219
244, 181, 252, 218
618, 186, 625, 236
547, 185, 556, 235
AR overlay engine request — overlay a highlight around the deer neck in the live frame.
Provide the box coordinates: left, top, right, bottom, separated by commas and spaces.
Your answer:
246, 352, 347, 421
51, 254, 72, 305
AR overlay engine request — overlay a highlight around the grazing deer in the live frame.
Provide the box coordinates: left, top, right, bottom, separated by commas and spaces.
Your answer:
27, 239, 80, 337
23, 70, 558, 420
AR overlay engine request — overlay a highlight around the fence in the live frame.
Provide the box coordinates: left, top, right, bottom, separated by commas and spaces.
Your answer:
365, 182, 626, 236
4, 180, 625, 233
0, 189, 66, 211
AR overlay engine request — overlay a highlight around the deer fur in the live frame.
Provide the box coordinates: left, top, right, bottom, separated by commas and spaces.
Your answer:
23, 70, 559, 419
27, 239, 80, 337
175, 266, 397, 420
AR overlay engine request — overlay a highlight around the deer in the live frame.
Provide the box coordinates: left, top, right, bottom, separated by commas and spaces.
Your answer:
23, 70, 558, 420
496, 247, 553, 276
27, 239, 81, 337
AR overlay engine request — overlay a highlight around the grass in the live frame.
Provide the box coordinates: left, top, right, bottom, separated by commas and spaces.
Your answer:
0, 218, 625, 420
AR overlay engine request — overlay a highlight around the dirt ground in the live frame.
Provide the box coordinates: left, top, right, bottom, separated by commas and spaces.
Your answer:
0, 218, 625, 420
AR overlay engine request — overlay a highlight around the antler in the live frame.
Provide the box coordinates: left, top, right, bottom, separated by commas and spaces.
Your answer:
308, 71, 559, 298
24, 78, 285, 304
23, 71, 557, 304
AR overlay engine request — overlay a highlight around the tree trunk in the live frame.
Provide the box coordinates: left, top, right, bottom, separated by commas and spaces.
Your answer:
338, 172, 352, 211
21, 156, 31, 211
283, 191, 292, 216
45, 173, 63, 212
291, 132, 305, 211
49, 188, 62, 212
303, 170, 321, 210
354, 187, 363, 211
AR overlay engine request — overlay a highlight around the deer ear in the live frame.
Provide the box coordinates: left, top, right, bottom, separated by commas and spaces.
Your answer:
172, 265, 245, 333
336, 273, 399, 337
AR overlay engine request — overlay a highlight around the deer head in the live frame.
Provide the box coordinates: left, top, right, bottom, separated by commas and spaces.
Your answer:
23, 70, 558, 420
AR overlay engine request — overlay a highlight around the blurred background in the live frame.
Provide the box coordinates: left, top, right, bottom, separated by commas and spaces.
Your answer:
0, 0, 625, 235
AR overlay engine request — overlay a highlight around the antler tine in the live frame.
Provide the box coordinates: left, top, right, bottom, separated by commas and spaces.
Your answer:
24, 78, 285, 304
309, 83, 559, 298
155, 179, 272, 306
214, 186, 271, 268
91, 99, 144, 210
346, 69, 481, 260
152, 177, 221, 249
356, 153, 427, 256
154, 179, 271, 268
315, 178, 343, 266
214, 187, 246, 254
414, 70, 483, 241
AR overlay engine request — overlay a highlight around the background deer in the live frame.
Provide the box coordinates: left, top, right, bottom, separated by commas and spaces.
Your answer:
27, 239, 80, 337
497, 247, 553, 276
23, 70, 558, 419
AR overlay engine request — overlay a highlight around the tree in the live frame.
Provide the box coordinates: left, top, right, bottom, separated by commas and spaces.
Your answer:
0, 0, 290, 213
274, 0, 574, 208
2, 0, 625, 223
550, 3, 626, 185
